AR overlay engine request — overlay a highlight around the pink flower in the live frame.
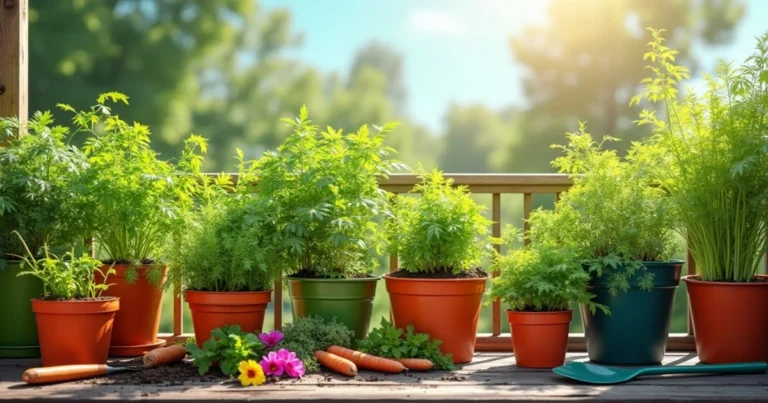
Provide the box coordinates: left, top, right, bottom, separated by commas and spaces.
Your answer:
276, 349, 305, 378
260, 351, 286, 377
258, 330, 284, 348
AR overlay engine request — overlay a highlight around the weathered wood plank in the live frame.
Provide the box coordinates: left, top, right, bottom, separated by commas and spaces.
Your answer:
2, 353, 768, 402
0, 0, 28, 126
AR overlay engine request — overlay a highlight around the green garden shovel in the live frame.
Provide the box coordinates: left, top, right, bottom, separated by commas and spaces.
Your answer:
553, 361, 768, 384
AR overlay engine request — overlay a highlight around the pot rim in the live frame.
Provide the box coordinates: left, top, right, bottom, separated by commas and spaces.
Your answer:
31, 296, 119, 302
642, 259, 686, 266
683, 274, 768, 286
506, 308, 572, 314
184, 289, 273, 295
31, 296, 120, 313
285, 275, 381, 283
383, 273, 489, 282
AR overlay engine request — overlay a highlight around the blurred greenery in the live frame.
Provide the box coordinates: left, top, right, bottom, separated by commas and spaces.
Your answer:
27, 0, 753, 337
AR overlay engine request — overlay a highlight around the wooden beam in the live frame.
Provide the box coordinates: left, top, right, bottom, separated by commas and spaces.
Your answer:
0, 0, 27, 126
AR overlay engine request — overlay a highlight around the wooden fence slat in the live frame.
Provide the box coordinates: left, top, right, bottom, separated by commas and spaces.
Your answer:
0, 0, 28, 128
686, 243, 696, 336
274, 276, 283, 330
523, 193, 532, 246
173, 281, 182, 336
491, 193, 501, 336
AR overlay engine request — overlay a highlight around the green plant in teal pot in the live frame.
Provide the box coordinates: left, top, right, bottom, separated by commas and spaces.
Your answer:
529, 124, 681, 365
0, 111, 91, 357
632, 29, 768, 363
256, 106, 406, 340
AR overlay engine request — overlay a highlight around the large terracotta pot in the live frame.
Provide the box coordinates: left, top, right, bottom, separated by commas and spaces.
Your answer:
384, 275, 487, 364
185, 290, 271, 347
32, 298, 119, 367
685, 275, 768, 363
507, 310, 571, 369
97, 264, 167, 356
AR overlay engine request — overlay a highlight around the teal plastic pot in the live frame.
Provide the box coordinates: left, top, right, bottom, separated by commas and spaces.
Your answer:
286, 276, 379, 340
580, 260, 683, 365
0, 260, 44, 357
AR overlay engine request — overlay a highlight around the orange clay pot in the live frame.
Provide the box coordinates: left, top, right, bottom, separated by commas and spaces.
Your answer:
32, 298, 119, 367
507, 309, 571, 368
684, 275, 768, 363
384, 275, 486, 364
97, 264, 167, 356
186, 290, 272, 347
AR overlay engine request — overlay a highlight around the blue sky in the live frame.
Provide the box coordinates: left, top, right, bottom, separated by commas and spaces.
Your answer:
261, 0, 768, 132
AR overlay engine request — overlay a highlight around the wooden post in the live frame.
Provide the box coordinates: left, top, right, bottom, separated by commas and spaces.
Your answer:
491, 193, 501, 336
0, 0, 28, 126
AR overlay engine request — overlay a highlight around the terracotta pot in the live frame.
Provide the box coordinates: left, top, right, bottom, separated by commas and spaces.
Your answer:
32, 298, 119, 367
384, 275, 486, 364
186, 290, 272, 347
507, 309, 571, 369
97, 264, 167, 356
685, 275, 768, 363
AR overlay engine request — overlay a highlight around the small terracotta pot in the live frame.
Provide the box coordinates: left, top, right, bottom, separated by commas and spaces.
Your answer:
384, 275, 487, 364
97, 264, 167, 356
507, 309, 571, 368
685, 275, 768, 363
186, 290, 272, 347
32, 298, 119, 367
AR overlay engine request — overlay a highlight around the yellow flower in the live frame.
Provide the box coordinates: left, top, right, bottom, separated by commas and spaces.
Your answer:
238, 360, 266, 387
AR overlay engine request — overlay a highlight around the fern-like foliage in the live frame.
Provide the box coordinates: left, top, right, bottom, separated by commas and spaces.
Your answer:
387, 169, 493, 274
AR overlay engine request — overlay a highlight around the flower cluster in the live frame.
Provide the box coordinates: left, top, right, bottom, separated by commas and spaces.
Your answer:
237, 331, 305, 387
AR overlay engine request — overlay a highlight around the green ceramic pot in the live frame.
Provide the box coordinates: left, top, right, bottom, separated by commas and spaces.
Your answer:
0, 260, 44, 357
580, 260, 683, 365
286, 276, 379, 340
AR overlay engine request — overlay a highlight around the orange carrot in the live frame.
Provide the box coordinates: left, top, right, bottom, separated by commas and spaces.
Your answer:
396, 358, 434, 371
327, 345, 405, 374
314, 350, 358, 377
143, 345, 187, 368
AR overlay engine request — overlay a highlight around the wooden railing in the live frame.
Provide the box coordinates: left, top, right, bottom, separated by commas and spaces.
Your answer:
160, 173, 697, 351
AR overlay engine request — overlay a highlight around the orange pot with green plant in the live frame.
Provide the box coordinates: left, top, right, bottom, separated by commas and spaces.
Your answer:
14, 234, 119, 366
488, 236, 606, 369
384, 171, 493, 364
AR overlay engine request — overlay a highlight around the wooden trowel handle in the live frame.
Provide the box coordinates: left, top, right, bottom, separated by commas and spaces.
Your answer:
23, 364, 109, 384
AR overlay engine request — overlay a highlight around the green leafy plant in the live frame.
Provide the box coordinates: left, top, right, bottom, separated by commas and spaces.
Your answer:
631, 28, 768, 282
278, 315, 355, 373
186, 325, 265, 376
359, 318, 455, 371
256, 106, 407, 278
0, 111, 90, 268
528, 124, 678, 295
64, 93, 188, 284
12, 232, 113, 300
386, 169, 493, 275
488, 227, 606, 314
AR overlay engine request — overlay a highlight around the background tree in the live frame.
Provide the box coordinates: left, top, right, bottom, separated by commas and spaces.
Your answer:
503, 0, 745, 172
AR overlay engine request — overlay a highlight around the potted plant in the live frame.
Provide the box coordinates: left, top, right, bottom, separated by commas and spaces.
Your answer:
69, 93, 179, 356
384, 169, 493, 364
632, 29, 768, 363
12, 233, 118, 366
0, 111, 91, 358
167, 146, 281, 346
488, 228, 605, 368
528, 124, 681, 365
257, 107, 405, 340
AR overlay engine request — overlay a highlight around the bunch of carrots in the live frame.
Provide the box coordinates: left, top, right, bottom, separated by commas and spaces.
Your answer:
314, 345, 434, 377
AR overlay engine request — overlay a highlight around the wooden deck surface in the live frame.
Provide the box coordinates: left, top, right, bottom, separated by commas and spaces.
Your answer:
1, 353, 767, 402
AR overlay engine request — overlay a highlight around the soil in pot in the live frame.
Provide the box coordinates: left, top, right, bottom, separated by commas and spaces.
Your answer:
0, 260, 44, 358
287, 276, 378, 341
508, 310, 571, 368
580, 261, 682, 365
32, 297, 119, 366
185, 290, 272, 347
385, 269, 488, 364
96, 263, 167, 357
685, 275, 768, 364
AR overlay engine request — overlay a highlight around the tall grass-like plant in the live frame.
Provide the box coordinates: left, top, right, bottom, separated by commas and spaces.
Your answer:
257, 106, 406, 278
632, 29, 768, 282
0, 112, 90, 267
387, 169, 493, 275
528, 125, 678, 295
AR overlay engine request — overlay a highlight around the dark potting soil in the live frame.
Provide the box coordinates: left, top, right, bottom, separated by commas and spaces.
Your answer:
82, 357, 227, 386
289, 269, 376, 279
388, 267, 488, 279
34, 295, 119, 302
102, 259, 156, 265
